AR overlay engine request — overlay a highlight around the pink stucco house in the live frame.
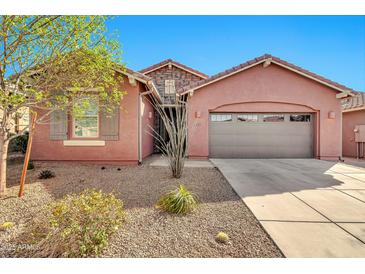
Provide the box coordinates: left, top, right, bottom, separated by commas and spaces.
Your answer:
31, 54, 355, 164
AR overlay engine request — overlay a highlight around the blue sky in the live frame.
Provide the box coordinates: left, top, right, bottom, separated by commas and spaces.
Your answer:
107, 16, 365, 91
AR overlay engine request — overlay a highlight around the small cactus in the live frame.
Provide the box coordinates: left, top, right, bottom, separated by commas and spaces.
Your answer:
215, 231, 229, 244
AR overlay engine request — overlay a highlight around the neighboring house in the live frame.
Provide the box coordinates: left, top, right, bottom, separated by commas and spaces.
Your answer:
342, 92, 365, 158
179, 54, 353, 160
0, 107, 29, 135
31, 54, 355, 164
31, 68, 161, 165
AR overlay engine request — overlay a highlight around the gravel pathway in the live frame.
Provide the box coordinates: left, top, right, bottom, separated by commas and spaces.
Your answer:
0, 160, 283, 258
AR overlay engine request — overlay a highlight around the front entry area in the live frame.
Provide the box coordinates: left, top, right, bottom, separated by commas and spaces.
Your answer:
209, 113, 313, 158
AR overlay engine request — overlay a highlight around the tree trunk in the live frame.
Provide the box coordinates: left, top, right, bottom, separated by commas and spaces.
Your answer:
0, 133, 9, 197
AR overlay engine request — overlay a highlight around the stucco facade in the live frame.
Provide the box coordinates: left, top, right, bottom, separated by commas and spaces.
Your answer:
186, 63, 343, 160
342, 109, 365, 158
31, 74, 156, 165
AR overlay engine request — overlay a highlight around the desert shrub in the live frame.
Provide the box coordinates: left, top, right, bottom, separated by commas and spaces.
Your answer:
156, 184, 198, 214
38, 170, 55, 179
8, 132, 29, 153
24, 189, 124, 257
215, 232, 229, 244
1, 221, 15, 231
27, 161, 35, 170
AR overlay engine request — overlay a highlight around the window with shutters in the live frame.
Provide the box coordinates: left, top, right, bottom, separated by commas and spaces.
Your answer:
73, 97, 99, 138
165, 80, 176, 94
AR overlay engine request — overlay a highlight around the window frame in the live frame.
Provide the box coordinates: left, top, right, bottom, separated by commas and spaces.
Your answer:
72, 96, 100, 139
164, 79, 176, 95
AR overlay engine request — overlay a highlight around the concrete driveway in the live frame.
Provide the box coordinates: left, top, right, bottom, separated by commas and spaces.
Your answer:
210, 159, 365, 257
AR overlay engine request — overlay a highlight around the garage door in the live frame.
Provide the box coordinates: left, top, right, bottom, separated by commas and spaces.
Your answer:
209, 113, 313, 158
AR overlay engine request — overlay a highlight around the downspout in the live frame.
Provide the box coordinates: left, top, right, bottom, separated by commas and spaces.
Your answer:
138, 89, 153, 164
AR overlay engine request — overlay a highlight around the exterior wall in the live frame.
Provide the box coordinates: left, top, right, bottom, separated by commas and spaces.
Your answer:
187, 63, 342, 160
31, 75, 142, 164
343, 109, 365, 157
144, 65, 204, 104
141, 95, 155, 159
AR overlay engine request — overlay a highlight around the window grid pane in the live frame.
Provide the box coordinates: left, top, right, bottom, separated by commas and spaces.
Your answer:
238, 114, 258, 122
165, 80, 176, 94
73, 96, 99, 138
290, 114, 311, 122
263, 114, 285, 122
210, 114, 232, 122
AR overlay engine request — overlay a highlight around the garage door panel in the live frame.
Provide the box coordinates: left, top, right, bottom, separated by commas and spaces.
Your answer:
209, 113, 313, 158
209, 123, 236, 135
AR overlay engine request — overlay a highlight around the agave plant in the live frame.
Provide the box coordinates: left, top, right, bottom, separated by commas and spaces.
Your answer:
38, 170, 55, 179
156, 185, 198, 214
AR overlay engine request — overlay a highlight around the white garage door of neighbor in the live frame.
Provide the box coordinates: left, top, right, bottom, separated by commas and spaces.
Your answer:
209, 113, 313, 158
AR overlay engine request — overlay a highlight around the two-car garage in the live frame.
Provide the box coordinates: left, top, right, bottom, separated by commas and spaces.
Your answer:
209, 113, 314, 158
185, 55, 346, 160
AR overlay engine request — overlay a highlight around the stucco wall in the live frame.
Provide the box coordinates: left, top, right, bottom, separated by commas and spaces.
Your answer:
187, 63, 342, 159
31, 75, 142, 164
343, 109, 365, 157
141, 95, 155, 159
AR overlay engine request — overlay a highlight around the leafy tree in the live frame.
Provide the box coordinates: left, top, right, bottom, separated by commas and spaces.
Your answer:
0, 16, 125, 196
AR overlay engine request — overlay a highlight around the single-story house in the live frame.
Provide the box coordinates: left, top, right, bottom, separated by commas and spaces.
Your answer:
180, 54, 353, 160
31, 68, 161, 165
342, 92, 365, 158
31, 54, 355, 164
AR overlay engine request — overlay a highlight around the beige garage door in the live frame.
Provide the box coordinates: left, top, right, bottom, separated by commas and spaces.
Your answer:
209, 113, 313, 158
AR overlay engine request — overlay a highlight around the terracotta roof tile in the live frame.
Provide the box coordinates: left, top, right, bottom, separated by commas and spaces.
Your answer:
179, 54, 354, 94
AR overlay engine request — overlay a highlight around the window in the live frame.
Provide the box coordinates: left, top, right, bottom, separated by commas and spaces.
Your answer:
210, 114, 232, 122
263, 114, 284, 122
73, 97, 99, 138
238, 114, 258, 122
290, 114, 311, 122
165, 80, 176, 94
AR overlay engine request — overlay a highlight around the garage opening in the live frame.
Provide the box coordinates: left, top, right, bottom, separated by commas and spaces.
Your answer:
209, 113, 313, 158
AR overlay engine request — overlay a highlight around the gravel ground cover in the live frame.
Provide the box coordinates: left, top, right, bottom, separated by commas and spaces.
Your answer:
0, 159, 283, 258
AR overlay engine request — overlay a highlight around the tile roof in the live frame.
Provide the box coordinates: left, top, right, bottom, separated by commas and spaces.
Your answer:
342, 92, 365, 111
179, 54, 355, 94
139, 59, 208, 79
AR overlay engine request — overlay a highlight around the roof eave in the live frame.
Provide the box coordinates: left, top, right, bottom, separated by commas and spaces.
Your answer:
141, 61, 208, 79
113, 67, 162, 102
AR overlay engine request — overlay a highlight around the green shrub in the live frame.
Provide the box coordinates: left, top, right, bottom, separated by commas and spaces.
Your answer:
27, 161, 35, 170
25, 189, 124, 257
38, 170, 55, 179
215, 232, 229, 244
8, 132, 29, 153
1, 221, 15, 231
156, 184, 198, 214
